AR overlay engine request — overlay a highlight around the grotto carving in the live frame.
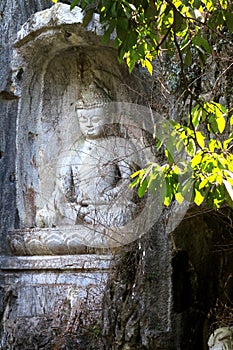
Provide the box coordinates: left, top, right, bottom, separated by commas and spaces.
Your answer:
7, 3, 154, 255
36, 100, 139, 229
9, 93, 146, 255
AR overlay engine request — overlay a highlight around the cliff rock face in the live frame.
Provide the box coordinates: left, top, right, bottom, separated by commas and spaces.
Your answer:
102, 206, 233, 350
0, 2, 232, 350
0, 0, 51, 254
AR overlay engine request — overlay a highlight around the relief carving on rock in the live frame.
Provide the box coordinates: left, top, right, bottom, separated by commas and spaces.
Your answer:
36, 98, 139, 229
9, 91, 157, 255
7, 4, 161, 255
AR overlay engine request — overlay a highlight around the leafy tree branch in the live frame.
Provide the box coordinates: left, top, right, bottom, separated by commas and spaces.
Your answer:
54, 0, 233, 210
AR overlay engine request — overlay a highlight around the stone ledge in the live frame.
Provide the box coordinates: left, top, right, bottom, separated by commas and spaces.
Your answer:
0, 254, 112, 271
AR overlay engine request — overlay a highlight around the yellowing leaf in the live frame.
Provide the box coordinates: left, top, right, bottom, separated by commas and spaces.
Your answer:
145, 59, 153, 75
175, 192, 184, 204
223, 137, 233, 149
191, 152, 203, 167
208, 139, 217, 152
215, 173, 223, 185
186, 138, 196, 156
199, 177, 209, 189
216, 116, 226, 133
194, 188, 205, 206
196, 131, 205, 148
230, 115, 233, 126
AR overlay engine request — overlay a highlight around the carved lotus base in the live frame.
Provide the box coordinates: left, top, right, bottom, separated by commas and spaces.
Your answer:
8, 225, 138, 255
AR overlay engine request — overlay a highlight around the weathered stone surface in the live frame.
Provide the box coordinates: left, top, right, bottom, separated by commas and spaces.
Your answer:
0, 99, 18, 255
208, 327, 233, 350
15, 3, 102, 44
102, 215, 173, 350
0, 0, 51, 93
6, 4, 153, 259
0, 254, 111, 349
1, 1, 233, 350
0, 0, 52, 254
0, 254, 111, 270
101, 206, 233, 350
10, 4, 144, 234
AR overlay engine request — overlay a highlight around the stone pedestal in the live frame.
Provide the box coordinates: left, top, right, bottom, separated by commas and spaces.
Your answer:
0, 254, 111, 349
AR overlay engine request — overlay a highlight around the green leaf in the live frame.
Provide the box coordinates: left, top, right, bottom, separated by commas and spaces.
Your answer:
82, 8, 95, 27
111, 2, 117, 17
208, 115, 219, 133
225, 11, 233, 33
176, 138, 184, 153
130, 177, 140, 189
127, 31, 138, 48
192, 35, 212, 54
211, 186, 225, 209
137, 43, 146, 57
197, 49, 207, 68
174, 10, 184, 33
184, 47, 192, 66
186, 138, 196, 156
116, 17, 129, 40
200, 37, 212, 54
70, 0, 79, 11
145, 5, 157, 19
191, 104, 202, 129
181, 178, 194, 202
194, 0, 202, 7
160, 177, 168, 204
138, 179, 148, 198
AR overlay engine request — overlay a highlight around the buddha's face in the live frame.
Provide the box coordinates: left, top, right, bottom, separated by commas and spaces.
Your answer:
78, 108, 105, 139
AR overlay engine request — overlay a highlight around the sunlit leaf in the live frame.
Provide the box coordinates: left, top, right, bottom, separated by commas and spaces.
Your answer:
216, 116, 226, 133
186, 138, 196, 156
199, 177, 209, 189
196, 131, 205, 148
194, 188, 205, 206
175, 191, 184, 204
145, 59, 153, 75
191, 104, 202, 129
191, 152, 203, 167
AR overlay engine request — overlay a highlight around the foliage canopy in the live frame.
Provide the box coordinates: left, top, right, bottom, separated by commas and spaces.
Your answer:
54, 0, 233, 209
